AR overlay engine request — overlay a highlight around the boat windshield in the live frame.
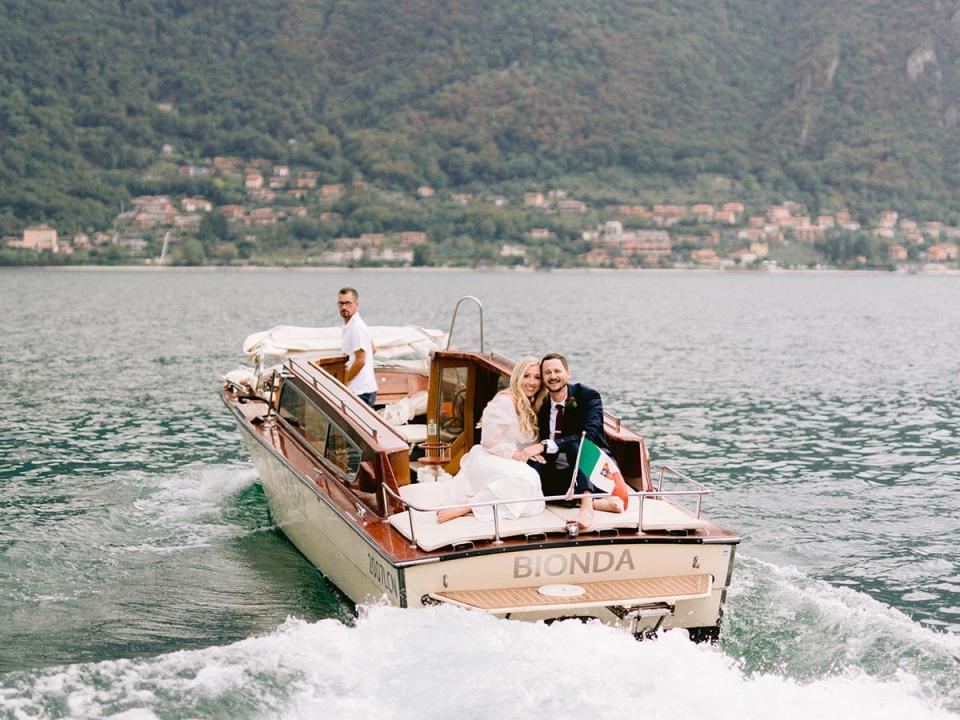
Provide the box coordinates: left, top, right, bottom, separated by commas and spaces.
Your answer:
278, 382, 363, 479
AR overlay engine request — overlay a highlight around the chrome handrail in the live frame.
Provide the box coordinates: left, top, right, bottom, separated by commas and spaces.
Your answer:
446, 295, 484, 352
657, 465, 711, 518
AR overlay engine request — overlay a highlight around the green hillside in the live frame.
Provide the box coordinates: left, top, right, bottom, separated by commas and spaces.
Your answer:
3, 0, 960, 234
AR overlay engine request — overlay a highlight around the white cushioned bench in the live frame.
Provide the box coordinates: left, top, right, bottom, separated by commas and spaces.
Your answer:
387, 481, 568, 552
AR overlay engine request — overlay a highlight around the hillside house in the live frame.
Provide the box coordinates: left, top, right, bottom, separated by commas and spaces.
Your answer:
888, 245, 908, 262
602, 221, 624, 238
524, 192, 547, 208
816, 216, 835, 228
691, 248, 719, 266
398, 232, 427, 246
366, 246, 414, 264
922, 221, 943, 238
579, 248, 609, 266
287, 189, 308, 199
620, 237, 672, 257
721, 202, 745, 214
321, 184, 342, 200
793, 225, 823, 243
500, 243, 527, 258
714, 209, 737, 224
748, 216, 766, 227
873, 227, 896, 239
319, 212, 341, 222
245, 172, 264, 190
269, 177, 287, 189
131, 196, 176, 227
359, 233, 384, 247
179, 165, 210, 177
417, 186, 435, 198
320, 248, 363, 264
691, 204, 715, 221
878, 211, 898, 228
12, 224, 59, 252
651, 204, 685, 226
174, 215, 202, 232
219, 205, 246, 221
182, 198, 213, 213
767, 205, 791, 222
528, 228, 554, 239
296, 176, 317, 189
749, 241, 769, 258
451, 193, 474, 205
249, 208, 276, 225
293, 206, 309, 218
250, 188, 276, 201
616, 205, 651, 218
213, 157, 242, 173
557, 199, 587, 215
927, 243, 958, 260
273, 165, 290, 177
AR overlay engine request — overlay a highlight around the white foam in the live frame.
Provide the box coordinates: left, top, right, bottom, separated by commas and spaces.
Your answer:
1, 605, 955, 720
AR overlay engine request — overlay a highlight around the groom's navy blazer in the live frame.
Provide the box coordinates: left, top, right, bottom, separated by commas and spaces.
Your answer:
537, 382, 611, 462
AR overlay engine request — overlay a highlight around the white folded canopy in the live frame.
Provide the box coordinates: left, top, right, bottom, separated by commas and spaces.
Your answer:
242, 325, 448, 365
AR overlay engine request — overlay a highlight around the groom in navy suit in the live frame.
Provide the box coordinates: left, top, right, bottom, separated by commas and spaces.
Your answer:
530, 353, 623, 526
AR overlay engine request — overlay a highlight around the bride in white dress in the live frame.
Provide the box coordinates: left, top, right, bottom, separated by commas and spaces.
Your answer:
438, 357, 548, 523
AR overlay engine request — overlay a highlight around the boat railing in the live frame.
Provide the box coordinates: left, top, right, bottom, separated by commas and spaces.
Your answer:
446, 295, 484, 352
287, 359, 381, 441
656, 465, 710, 519
382, 481, 710, 549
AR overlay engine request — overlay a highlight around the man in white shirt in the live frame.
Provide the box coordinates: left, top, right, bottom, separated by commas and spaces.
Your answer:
338, 287, 378, 406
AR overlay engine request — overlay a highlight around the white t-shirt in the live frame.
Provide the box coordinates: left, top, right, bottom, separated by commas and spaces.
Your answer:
341, 313, 377, 395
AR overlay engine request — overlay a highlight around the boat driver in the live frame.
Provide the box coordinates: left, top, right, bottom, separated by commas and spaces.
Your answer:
338, 287, 378, 407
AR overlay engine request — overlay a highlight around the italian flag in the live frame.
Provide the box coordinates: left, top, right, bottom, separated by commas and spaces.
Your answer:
575, 437, 630, 509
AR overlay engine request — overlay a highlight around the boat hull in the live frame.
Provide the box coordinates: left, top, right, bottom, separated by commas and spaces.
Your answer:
237, 416, 735, 638
238, 419, 404, 606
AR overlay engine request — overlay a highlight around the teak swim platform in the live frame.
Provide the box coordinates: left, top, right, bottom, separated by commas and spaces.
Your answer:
221, 298, 739, 641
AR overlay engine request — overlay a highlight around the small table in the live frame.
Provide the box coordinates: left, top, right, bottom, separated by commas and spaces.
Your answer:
417, 441, 451, 481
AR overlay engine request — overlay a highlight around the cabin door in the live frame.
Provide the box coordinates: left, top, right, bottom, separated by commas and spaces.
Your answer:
426, 354, 476, 474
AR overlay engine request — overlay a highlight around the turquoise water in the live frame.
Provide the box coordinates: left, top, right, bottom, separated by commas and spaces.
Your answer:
1, 268, 958, 718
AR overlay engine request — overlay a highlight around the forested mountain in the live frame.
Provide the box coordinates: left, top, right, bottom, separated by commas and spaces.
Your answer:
4, 0, 960, 233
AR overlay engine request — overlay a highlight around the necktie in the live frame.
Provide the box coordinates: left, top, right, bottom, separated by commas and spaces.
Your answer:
554, 403, 564, 439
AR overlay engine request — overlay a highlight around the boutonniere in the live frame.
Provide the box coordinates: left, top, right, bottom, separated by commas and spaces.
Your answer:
564, 397, 577, 410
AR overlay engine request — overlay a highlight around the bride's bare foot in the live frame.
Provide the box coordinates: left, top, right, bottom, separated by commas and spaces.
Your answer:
593, 496, 625, 514
576, 497, 594, 529
437, 506, 471, 523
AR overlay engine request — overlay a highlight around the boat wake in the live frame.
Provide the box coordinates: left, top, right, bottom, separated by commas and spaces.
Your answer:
2, 589, 956, 720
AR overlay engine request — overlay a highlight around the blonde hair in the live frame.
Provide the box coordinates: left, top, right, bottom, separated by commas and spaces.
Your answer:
509, 356, 546, 439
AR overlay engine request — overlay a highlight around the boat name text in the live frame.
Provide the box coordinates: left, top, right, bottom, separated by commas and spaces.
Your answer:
368, 553, 399, 598
513, 549, 635, 579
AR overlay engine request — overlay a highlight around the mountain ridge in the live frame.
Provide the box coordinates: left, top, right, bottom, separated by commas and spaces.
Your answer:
3, 0, 960, 233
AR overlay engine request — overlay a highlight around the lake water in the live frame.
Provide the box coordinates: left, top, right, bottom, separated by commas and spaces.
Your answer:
1, 268, 958, 719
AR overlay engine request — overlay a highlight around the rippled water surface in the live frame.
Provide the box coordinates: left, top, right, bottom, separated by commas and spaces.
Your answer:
1, 268, 958, 718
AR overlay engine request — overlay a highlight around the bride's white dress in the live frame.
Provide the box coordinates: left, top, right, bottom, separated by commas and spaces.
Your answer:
444, 393, 546, 521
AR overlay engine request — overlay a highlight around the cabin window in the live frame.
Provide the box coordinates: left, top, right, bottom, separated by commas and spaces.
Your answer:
326, 426, 362, 476
278, 381, 362, 480
438, 366, 468, 442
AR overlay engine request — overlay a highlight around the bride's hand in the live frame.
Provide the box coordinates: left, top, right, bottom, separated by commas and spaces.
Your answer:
514, 444, 545, 462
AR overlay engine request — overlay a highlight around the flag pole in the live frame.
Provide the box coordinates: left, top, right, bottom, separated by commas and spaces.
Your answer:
566, 431, 587, 498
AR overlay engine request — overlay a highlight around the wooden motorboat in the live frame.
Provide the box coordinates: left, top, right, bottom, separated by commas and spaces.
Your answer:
221, 298, 739, 641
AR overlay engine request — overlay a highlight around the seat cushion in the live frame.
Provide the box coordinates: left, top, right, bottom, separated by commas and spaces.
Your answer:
387, 481, 568, 552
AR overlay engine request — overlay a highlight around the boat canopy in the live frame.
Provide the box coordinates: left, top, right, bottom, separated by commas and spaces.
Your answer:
242, 325, 448, 368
